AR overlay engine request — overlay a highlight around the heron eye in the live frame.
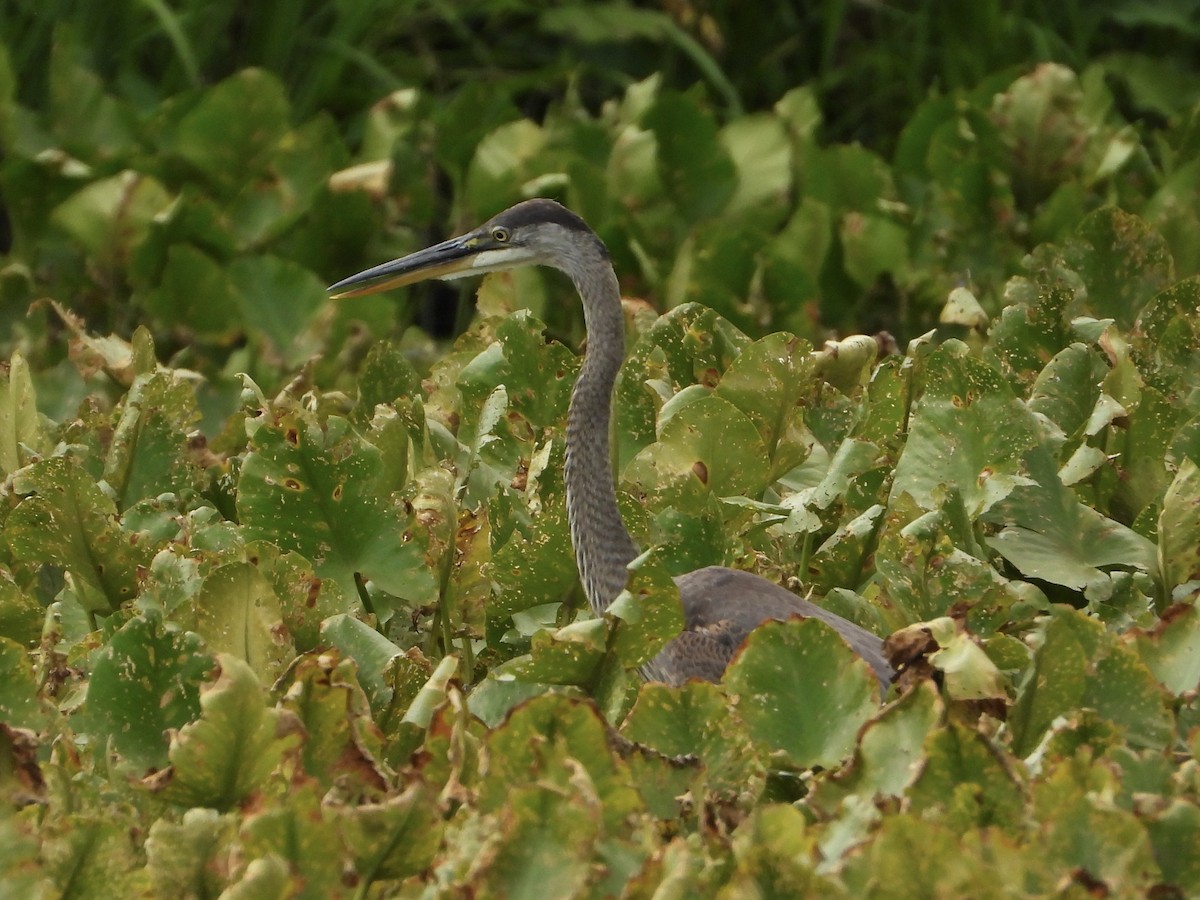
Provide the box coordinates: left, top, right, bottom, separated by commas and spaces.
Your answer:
491, 227, 510, 243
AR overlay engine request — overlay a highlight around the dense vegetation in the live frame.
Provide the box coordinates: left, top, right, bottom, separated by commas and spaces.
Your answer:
1, 3, 1198, 896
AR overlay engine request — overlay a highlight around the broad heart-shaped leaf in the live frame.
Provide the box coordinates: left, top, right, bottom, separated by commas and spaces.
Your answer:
1031, 755, 1162, 892
806, 681, 941, 815
237, 411, 436, 610
181, 562, 294, 685
431, 782, 600, 900
712, 332, 817, 477
228, 255, 326, 367
607, 554, 685, 670
489, 468, 578, 618
1135, 602, 1200, 697
1134, 276, 1200, 403
497, 618, 609, 687
1009, 606, 1174, 757
166, 68, 291, 196
623, 393, 771, 505
874, 494, 1024, 632
906, 721, 1026, 832
643, 90, 736, 221
479, 694, 643, 833
0, 637, 48, 732
279, 651, 388, 797
149, 654, 302, 810
102, 370, 200, 511
0, 350, 48, 478
0, 570, 43, 647
614, 304, 749, 467
985, 449, 1159, 595
1027, 343, 1108, 440
986, 281, 1074, 390
1067, 206, 1174, 330
620, 681, 763, 797
724, 617, 880, 770
723, 804, 839, 896
50, 170, 172, 266
40, 816, 146, 899
891, 341, 1041, 518
338, 782, 445, 883
318, 614, 412, 721
237, 782, 344, 897
75, 612, 210, 771
5, 457, 143, 613
136, 243, 243, 340
144, 808, 237, 900
1159, 459, 1200, 593
353, 341, 422, 425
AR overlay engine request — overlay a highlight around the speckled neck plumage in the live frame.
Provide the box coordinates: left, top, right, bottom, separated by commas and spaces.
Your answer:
557, 235, 640, 615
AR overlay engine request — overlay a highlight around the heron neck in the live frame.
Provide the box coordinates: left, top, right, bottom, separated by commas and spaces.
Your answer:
563, 253, 640, 615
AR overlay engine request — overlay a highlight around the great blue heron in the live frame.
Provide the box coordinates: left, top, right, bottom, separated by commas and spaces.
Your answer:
329, 199, 895, 689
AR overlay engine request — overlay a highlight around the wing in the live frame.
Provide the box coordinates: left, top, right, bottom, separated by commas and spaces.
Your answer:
645, 566, 894, 689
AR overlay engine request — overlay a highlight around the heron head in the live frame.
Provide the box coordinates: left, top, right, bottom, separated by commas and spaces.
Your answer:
328, 198, 603, 299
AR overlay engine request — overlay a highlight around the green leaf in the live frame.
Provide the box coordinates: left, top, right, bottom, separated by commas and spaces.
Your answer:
621, 681, 762, 796
1008, 608, 1090, 758
6, 457, 143, 613
1069, 207, 1174, 330
229, 255, 326, 366
891, 341, 1040, 517
808, 682, 941, 812
0, 636, 47, 732
50, 171, 172, 265
319, 614, 407, 718
480, 694, 642, 832
144, 808, 237, 900
1135, 602, 1200, 697
614, 304, 748, 466
136, 243, 242, 339
1027, 344, 1108, 440
724, 804, 836, 896
280, 651, 388, 796
724, 618, 880, 770
720, 114, 792, 222
986, 450, 1159, 594
499, 618, 609, 687
75, 612, 210, 771
182, 562, 294, 686
1033, 757, 1161, 890
150, 654, 302, 810
643, 91, 735, 220
0, 571, 44, 646
102, 370, 200, 511
167, 69, 291, 195
0, 350, 48, 477
354, 342, 422, 423
624, 393, 770, 504
237, 783, 344, 897
237, 412, 436, 608
607, 556, 684, 670
1143, 799, 1200, 894
840, 212, 910, 288
339, 782, 445, 884
1159, 459, 1200, 592
907, 722, 1025, 831
463, 120, 548, 216
713, 332, 817, 476
1010, 607, 1174, 756
41, 817, 146, 900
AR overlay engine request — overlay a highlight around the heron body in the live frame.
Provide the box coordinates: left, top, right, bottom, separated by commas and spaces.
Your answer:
329, 199, 895, 690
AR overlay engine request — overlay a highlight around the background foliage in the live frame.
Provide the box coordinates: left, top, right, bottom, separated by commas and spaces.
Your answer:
1, 1, 1199, 896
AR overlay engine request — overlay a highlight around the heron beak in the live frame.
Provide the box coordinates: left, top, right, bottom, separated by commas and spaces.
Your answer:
327, 234, 484, 299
